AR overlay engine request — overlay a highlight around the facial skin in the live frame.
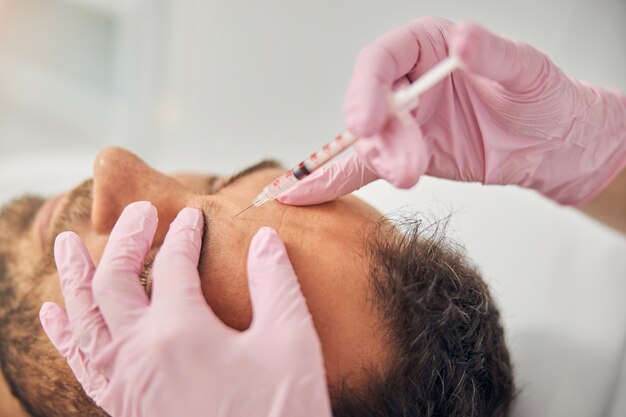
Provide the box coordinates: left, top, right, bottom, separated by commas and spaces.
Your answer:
0, 147, 389, 415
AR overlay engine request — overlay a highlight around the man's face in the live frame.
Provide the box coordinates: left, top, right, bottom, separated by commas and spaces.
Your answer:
0, 147, 389, 412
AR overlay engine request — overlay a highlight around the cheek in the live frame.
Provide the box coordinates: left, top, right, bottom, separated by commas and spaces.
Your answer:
200, 239, 252, 331
41, 271, 70, 308
200, 276, 252, 331
196, 216, 278, 332
82, 234, 110, 266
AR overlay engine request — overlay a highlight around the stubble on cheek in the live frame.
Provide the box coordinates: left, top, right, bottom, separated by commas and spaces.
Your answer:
0, 192, 78, 318
0, 196, 44, 239
0, 192, 113, 416
0, 194, 56, 301
48, 180, 93, 247
0, 196, 45, 272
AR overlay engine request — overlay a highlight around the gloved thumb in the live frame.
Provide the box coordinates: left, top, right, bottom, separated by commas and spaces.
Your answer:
151, 207, 206, 308
450, 21, 547, 93
246, 227, 314, 330
278, 153, 379, 206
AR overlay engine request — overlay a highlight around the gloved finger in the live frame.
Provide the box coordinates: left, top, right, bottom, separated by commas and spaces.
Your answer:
40, 302, 109, 399
277, 153, 379, 206
450, 21, 548, 93
353, 115, 428, 189
344, 18, 453, 138
92, 201, 156, 338
246, 227, 315, 330
151, 207, 206, 308
54, 231, 111, 358
40, 302, 77, 359
343, 24, 425, 138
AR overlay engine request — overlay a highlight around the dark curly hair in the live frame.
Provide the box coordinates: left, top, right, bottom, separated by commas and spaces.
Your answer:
331, 216, 516, 417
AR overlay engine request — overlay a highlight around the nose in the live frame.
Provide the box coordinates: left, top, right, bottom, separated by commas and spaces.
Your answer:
92, 147, 191, 244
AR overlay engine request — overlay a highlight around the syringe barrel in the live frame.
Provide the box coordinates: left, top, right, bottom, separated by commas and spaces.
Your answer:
259, 131, 358, 202
253, 56, 460, 208
299, 131, 357, 174
260, 173, 301, 200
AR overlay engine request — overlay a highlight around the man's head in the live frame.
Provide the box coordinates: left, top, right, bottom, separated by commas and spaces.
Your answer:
0, 147, 514, 416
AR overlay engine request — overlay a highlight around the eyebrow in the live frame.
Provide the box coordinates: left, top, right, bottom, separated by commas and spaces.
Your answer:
219, 159, 283, 189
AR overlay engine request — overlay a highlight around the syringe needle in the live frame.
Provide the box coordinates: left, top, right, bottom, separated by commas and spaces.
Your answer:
233, 203, 255, 218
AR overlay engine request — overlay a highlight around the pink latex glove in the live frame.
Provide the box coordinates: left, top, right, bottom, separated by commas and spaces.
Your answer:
39, 201, 332, 417
280, 18, 626, 206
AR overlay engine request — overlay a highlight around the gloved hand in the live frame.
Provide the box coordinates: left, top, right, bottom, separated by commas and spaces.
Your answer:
39, 201, 332, 417
279, 18, 626, 206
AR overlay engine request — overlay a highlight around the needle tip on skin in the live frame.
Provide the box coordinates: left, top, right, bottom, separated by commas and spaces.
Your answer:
234, 204, 255, 218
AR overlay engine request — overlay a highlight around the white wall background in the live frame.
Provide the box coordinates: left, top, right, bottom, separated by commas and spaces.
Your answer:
0, 0, 625, 416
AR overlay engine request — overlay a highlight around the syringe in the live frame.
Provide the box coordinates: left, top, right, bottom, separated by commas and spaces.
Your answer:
234, 55, 461, 217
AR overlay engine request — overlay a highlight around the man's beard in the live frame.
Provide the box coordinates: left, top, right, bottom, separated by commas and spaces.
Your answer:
0, 179, 95, 311
0, 178, 93, 247
0, 179, 93, 278
0, 195, 45, 281
48, 179, 94, 250
0, 195, 45, 242
0, 180, 109, 417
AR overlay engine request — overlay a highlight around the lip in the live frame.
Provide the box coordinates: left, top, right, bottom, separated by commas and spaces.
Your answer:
36, 194, 66, 251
